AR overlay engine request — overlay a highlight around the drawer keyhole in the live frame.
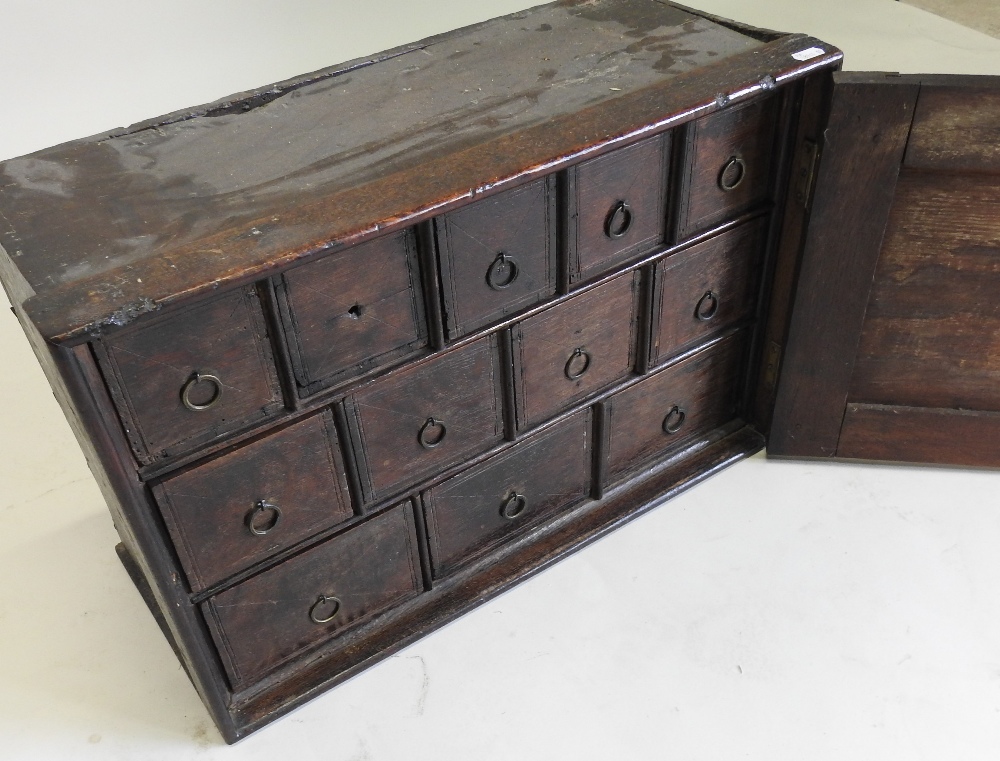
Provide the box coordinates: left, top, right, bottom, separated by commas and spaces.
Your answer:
418, 417, 447, 449
564, 347, 592, 380
486, 252, 519, 290
500, 492, 527, 520
662, 405, 686, 435
180, 371, 224, 412
695, 290, 720, 321
246, 499, 282, 536
718, 156, 746, 192
604, 200, 633, 239
309, 594, 342, 624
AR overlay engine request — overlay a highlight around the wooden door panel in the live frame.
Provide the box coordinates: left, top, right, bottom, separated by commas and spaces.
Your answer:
767, 73, 918, 458
849, 172, 1000, 412
771, 73, 1000, 467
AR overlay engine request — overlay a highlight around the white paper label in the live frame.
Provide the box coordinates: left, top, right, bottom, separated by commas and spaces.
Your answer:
792, 46, 825, 62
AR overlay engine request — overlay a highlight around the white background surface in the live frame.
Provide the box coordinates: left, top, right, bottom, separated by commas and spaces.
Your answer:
1, 1, 999, 758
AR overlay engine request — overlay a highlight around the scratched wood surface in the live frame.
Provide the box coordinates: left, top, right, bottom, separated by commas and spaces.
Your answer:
0, 0, 841, 343
203, 502, 422, 688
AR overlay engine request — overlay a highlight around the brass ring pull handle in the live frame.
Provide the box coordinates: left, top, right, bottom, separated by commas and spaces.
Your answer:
418, 417, 447, 449
180, 371, 224, 411
718, 156, 746, 192
662, 405, 686, 435
500, 492, 527, 520
486, 252, 520, 290
564, 347, 592, 380
309, 594, 341, 624
695, 290, 720, 321
604, 200, 633, 239
246, 500, 282, 536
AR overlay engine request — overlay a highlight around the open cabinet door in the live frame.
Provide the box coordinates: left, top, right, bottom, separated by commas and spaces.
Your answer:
769, 71, 1000, 467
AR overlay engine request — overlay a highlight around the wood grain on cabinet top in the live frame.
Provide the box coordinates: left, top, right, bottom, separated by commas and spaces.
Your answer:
0, 0, 840, 344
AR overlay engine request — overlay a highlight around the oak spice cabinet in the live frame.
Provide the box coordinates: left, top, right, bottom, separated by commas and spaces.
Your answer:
1, 0, 998, 742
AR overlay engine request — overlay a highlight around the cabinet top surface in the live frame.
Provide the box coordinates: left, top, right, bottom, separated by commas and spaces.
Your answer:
0, 0, 839, 343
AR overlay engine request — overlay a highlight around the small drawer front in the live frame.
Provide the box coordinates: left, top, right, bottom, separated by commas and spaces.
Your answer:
649, 218, 766, 366
569, 134, 670, 284
436, 177, 556, 338
96, 287, 284, 464
676, 95, 780, 239
344, 335, 505, 504
203, 502, 422, 688
423, 409, 591, 578
276, 229, 428, 394
153, 411, 354, 592
512, 271, 639, 430
606, 332, 746, 484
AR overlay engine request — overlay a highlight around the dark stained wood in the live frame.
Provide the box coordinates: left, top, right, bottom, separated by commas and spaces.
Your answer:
423, 408, 591, 578
568, 134, 670, 284
0, 25, 840, 344
848, 171, 1000, 413
838, 404, 1000, 467
675, 93, 779, 239
767, 73, 919, 458
203, 502, 422, 688
343, 335, 505, 504
606, 331, 745, 483
750, 72, 833, 431
153, 411, 354, 592
649, 217, 765, 366
436, 176, 557, 337
124, 211, 783, 484
511, 271, 639, 430
0, 1, 862, 744
229, 423, 764, 739
905, 84, 1000, 172
93, 285, 285, 464
275, 228, 428, 396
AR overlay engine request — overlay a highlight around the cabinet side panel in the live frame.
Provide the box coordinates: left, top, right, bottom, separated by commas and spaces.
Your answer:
768, 74, 918, 457
1, 305, 238, 740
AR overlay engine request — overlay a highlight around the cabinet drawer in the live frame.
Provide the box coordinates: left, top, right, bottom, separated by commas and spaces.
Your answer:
606, 332, 746, 484
202, 502, 422, 688
95, 287, 284, 464
676, 95, 780, 239
275, 229, 428, 395
649, 218, 766, 366
512, 271, 639, 430
344, 335, 505, 504
568, 134, 670, 285
152, 411, 354, 592
423, 409, 591, 579
436, 177, 556, 338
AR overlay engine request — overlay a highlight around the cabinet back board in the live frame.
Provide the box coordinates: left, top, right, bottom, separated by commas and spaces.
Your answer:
5, 0, 991, 744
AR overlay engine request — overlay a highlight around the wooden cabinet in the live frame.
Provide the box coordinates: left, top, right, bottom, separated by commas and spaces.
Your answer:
0, 0, 995, 744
